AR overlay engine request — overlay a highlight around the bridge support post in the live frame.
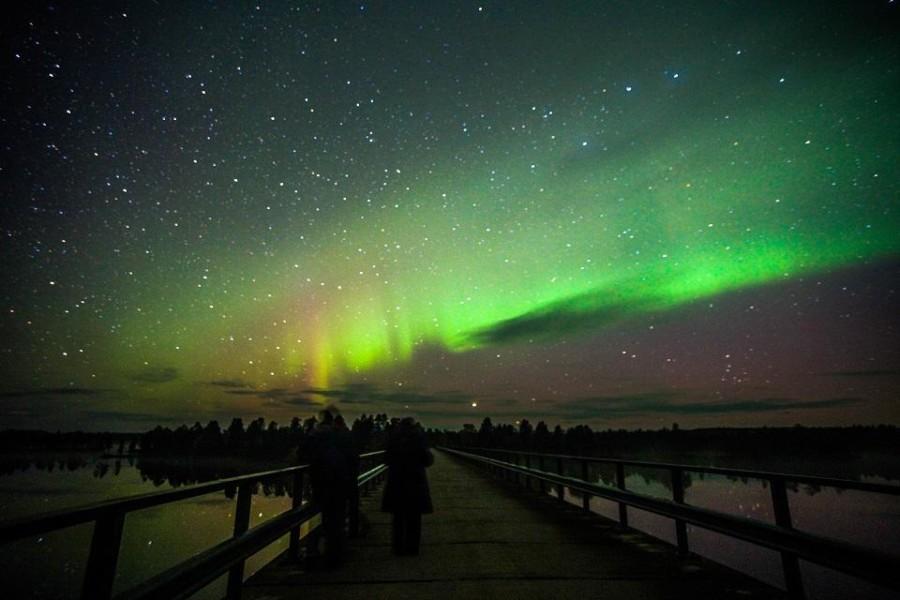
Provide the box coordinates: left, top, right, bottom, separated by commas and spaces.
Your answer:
227, 483, 252, 600
82, 510, 125, 600
556, 457, 565, 502
539, 455, 547, 494
671, 468, 689, 555
616, 463, 628, 527
512, 454, 519, 485
771, 478, 805, 599
581, 460, 591, 512
288, 471, 305, 560
362, 456, 371, 493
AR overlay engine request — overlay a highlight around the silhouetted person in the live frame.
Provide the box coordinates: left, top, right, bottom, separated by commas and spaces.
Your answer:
382, 417, 434, 555
305, 407, 351, 567
334, 414, 361, 537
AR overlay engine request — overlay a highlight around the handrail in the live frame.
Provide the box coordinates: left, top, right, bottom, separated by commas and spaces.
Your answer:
457, 447, 900, 496
115, 463, 388, 600
0, 464, 305, 542
0, 450, 386, 542
0, 450, 386, 600
118, 504, 317, 600
441, 447, 900, 598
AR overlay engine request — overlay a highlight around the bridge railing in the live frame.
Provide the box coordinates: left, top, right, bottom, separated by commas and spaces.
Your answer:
441, 446, 900, 599
0, 450, 386, 600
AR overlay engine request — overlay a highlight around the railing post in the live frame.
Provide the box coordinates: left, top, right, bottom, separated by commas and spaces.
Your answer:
616, 463, 628, 527
525, 454, 532, 490
288, 470, 305, 560
581, 459, 591, 512
771, 478, 805, 599
539, 455, 547, 493
513, 453, 520, 485
226, 483, 252, 600
556, 457, 565, 502
671, 467, 689, 555
362, 456, 371, 492
81, 511, 125, 600
349, 469, 360, 538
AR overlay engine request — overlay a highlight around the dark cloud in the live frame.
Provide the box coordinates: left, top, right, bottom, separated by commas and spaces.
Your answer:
819, 369, 900, 378
255, 388, 291, 399
558, 394, 865, 418
277, 396, 319, 407
130, 367, 179, 384
1, 387, 109, 398
83, 410, 180, 423
207, 379, 252, 388
554, 393, 675, 419
461, 286, 657, 346
305, 384, 472, 407
304, 383, 380, 401
224, 388, 289, 398
222, 387, 318, 407
381, 390, 473, 406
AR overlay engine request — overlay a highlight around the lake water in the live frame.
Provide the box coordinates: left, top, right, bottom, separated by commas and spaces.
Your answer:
0, 452, 897, 599
562, 459, 899, 600
0, 454, 304, 599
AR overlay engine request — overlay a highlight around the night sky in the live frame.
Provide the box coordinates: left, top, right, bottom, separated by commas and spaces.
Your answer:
2, 1, 898, 432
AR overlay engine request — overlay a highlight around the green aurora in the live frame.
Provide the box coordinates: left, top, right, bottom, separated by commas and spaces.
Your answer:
105, 50, 898, 391
2, 1, 898, 428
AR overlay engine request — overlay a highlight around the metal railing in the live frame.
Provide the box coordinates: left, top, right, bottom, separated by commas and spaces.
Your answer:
0, 451, 386, 600
441, 447, 900, 598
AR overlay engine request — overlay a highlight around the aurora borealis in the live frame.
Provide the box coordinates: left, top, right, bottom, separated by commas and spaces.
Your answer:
2, 1, 898, 431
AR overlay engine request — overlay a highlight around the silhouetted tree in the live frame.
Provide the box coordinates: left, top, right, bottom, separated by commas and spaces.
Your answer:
519, 419, 533, 448
226, 418, 245, 452
533, 421, 550, 450
478, 417, 494, 447
194, 420, 223, 454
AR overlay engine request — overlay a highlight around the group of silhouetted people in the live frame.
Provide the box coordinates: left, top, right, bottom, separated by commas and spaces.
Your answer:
304, 408, 433, 567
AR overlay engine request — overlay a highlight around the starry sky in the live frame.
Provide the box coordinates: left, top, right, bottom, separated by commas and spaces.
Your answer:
2, 1, 898, 432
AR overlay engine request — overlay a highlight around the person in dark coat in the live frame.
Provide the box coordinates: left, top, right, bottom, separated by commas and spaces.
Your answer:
305, 407, 351, 567
334, 414, 361, 536
381, 417, 434, 555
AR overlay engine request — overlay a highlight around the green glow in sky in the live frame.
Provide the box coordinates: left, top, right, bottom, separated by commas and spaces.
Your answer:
138, 60, 897, 390
3, 2, 898, 430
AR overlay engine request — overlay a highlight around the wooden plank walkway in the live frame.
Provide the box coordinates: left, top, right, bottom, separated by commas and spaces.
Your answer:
244, 450, 784, 599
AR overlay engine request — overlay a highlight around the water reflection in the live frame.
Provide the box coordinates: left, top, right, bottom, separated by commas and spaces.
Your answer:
135, 458, 292, 498
6, 447, 898, 499
1, 451, 896, 600
0, 454, 294, 498
540, 455, 899, 600
0, 454, 299, 600
546, 451, 900, 498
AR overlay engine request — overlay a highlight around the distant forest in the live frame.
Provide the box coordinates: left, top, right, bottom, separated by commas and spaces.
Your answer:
1, 418, 898, 486
1, 417, 897, 461
139, 414, 393, 459
437, 418, 900, 458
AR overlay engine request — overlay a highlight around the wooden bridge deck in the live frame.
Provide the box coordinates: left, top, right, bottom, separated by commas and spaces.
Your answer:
244, 450, 783, 599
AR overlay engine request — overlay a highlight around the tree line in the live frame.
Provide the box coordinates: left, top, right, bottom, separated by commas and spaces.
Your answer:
430, 419, 900, 460
138, 413, 394, 460
3, 418, 897, 470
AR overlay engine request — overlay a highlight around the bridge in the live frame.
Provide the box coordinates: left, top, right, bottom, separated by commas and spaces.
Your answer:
1, 447, 898, 599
